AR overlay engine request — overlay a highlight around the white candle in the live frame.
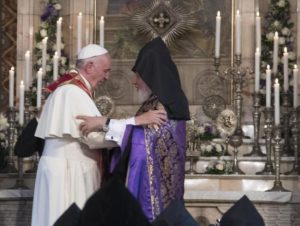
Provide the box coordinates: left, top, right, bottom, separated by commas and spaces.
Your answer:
29, 26, 33, 53
215, 11, 221, 58
274, 79, 280, 125
273, 32, 279, 74
36, 68, 43, 108
53, 51, 59, 81
42, 37, 48, 76
255, 48, 260, 92
77, 12, 82, 54
266, 65, 271, 108
56, 17, 62, 58
100, 16, 105, 47
19, 80, 25, 126
293, 65, 298, 108
283, 47, 289, 92
9, 67, 15, 108
24, 50, 30, 91
235, 10, 241, 55
255, 12, 261, 54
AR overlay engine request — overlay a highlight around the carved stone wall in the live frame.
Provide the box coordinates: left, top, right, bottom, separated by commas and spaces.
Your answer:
0, 0, 17, 111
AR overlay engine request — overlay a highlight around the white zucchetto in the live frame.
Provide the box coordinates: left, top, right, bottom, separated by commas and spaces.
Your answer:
77, 44, 108, 60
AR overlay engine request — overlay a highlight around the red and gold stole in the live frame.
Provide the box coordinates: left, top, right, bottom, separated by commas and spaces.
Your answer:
44, 71, 93, 98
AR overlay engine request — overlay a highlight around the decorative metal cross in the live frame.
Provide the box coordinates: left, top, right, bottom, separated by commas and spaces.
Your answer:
153, 12, 170, 28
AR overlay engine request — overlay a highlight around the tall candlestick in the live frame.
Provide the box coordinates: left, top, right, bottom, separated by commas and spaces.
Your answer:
42, 37, 48, 76
77, 12, 82, 54
215, 11, 221, 58
266, 65, 271, 108
255, 48, 260, 92
9, 67, 15, 108
19, 80, 25, 126
53, 51, 59, 81
235, 10, 241, 55
36, 68, 43, 108
56, 17, 62, 58
24, 50, 30, 91
283, 47, 289, 92
99, 16, 105, 47
274, 79, 280, 125
256, 12, 261, 54
293, 65, 298, 108
273, 32, 279, 74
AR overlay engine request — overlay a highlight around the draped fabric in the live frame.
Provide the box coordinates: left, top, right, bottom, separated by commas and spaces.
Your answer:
111, 99, 187, 222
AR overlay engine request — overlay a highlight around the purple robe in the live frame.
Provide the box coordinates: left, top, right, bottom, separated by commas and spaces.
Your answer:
111, 120, 186, 222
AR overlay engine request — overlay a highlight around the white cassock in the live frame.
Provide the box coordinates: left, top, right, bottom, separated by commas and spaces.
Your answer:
31, 75, 134, 226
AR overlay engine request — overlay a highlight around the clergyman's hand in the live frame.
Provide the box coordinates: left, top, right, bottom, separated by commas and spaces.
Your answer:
76, 115, 107, 136
135, 110, 167, 126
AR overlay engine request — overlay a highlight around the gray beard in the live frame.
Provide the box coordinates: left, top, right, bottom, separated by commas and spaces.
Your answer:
137, 88, 152, 104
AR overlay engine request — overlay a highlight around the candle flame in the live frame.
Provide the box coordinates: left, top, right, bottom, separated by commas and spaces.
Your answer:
217, 11, 220, 16
284, 47, 287, 53
236, 10, 240, 15
275, 78, 278, 84
256, 47, 260, 53
256, 11, 260, 17
79, 12, 82, 16
20, 80, 24, 85
267, 65, 270, 70
294, 64, 298, 69
100, 16, 104, 21
11, 66, 14, 71
39, 68, 43, 73
274, 32, 278, 37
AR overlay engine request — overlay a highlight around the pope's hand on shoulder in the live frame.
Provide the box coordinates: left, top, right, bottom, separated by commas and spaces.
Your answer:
76, 109, 167, 136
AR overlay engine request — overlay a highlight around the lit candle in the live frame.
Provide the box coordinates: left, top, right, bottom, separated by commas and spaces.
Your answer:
273, 32, 279, 74
9, 67, 15, 108
53, 51, 59, 81
19, 80, 25, 126
274, 79, 280, 125
255, 48, 260, 92
266, 65, 271, 108
29, 26, 33, 53
77, 12, 82, 54
215, 11, 221, 58
24, 50, 30, 91
56, 17, 62, 58
36, 68, 43, 108
283, 47, 289, 92
99, 16, 105, 47
255, 12, 261, 54
235, 10, 241, 55
293, 65, 298, 108
42, 37, 48, 76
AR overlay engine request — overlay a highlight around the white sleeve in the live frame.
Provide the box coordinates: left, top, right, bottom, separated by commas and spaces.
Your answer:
105, 117, 135, 146
79, 131, 118, 149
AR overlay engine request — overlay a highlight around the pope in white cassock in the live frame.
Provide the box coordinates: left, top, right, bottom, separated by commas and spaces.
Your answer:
31, 44, 166, 226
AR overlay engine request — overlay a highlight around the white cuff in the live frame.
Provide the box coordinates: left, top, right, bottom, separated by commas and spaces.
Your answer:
105, 117, 135, 145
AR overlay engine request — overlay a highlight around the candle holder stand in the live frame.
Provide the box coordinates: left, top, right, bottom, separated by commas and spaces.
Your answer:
245, 92, 265, 156
281, 91, 293, 156
285, 107, 300, 175
224, 54, 249, 137
229, 133, 244, 174
1, 107, 18, 173
256, 107, 274, 175
214, 57, 221, 75
266, 126, 289, 192
185, 141, 200, 175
